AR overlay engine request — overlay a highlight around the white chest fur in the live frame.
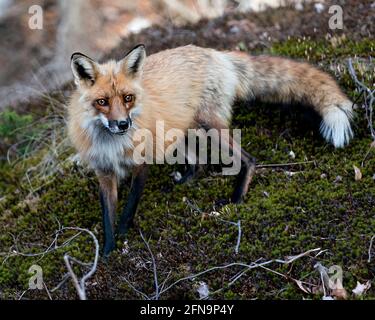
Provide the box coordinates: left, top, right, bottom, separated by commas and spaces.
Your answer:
86, 125, 135, 178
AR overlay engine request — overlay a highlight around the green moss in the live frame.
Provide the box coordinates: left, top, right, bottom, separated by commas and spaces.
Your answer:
269, 37, 374, 61
0, 37, 374, 300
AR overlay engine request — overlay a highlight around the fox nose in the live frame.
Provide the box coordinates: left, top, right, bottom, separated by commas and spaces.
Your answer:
118, 119, 131, 131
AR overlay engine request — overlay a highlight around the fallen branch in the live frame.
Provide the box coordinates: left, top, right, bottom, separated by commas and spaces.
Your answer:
62, 227, 99, 300
3, 224, 99, 300
347, 58, 375, 141
314, 262, 330, 298
368, 235, 375, 263
149, 247, 321, 299
256, 160, 316, 169
139, 230, 160, 300
218, 218, 242, 254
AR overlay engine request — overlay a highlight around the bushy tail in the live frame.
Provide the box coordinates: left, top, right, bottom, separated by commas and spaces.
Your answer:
227, 52, 353, 148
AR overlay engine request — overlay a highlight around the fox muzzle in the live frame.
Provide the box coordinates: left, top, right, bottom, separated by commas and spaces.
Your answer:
107, 116, 132, 135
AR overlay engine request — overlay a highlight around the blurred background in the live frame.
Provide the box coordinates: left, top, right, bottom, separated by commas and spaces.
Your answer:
0, 0, 318, 107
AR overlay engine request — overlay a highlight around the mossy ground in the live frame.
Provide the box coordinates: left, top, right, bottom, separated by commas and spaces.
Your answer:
0, 14, 374, 300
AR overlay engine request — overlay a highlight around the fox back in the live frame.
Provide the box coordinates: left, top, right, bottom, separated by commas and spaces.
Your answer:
68, 45, 353, 179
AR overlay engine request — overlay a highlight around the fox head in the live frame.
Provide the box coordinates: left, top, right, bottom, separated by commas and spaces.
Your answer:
70, 45, 146, 135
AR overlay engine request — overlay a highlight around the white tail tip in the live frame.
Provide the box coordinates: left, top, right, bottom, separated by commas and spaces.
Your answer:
320, 103, 354, 148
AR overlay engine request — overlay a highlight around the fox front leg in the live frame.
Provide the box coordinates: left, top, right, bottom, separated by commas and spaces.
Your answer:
176, 138, 202, 184
118, 164, 148, 236
176, 164, 196, 184
97, 172, 118, 256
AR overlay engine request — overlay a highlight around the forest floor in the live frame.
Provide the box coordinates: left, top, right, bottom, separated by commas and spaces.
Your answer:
0, 1, 374, 299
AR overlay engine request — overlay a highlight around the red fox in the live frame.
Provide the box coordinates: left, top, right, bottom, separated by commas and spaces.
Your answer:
68, 44, 353, 255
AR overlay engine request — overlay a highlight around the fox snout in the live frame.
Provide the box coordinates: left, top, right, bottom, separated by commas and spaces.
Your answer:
106, 117, 132, 135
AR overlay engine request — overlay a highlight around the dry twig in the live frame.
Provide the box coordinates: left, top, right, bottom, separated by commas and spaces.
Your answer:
368, 235, 375, 263
347, 58, 375, 140
2, 225, 99, 300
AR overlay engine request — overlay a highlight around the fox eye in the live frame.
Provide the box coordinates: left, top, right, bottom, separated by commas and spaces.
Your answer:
124, 94, 134, 103
96, 99, 108, 106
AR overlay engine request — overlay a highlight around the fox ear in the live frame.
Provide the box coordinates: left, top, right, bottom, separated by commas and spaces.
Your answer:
120, 44, 146, 77
70, 53, 98, 86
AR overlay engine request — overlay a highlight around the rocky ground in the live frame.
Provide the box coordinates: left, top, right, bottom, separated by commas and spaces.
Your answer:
0, 0, 374, 299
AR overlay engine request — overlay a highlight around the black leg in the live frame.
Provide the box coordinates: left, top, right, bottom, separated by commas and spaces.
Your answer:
99, 191, 116, 256
176, 164, 196, 184
231, 149, 256, 203
97, 173, 117, 256
196, 117, 256, 204
177, 138, 198, 184
118, 165, 148, 235
223, 136, 256, 204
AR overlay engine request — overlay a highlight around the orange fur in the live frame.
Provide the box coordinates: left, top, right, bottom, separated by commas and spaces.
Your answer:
68, 44, 353, 176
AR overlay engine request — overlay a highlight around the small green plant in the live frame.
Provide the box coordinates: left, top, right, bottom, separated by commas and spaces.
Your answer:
0, 110, 33, 140
0, 109, 35, 156
0, 109, 47, 159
